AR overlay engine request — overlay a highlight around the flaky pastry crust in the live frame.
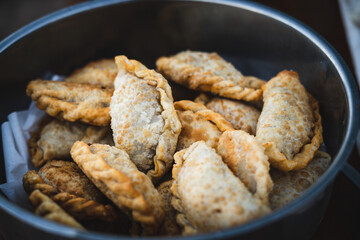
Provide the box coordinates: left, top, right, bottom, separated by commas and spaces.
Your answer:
29, 190, 85, 229
26, 80, 113, 126
70, 141, 165, 235
217, 130, 273, 204
174, 100, 233, 150
269, 151, 331, 209
110, 55, 181, 181
156, 51, 265, 101
256, 70, 323, 171
65, 59, 117, 88
171, 141, 270, 235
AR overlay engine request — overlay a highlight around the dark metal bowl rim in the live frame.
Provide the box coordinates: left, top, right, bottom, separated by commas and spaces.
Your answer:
0, 0, 359, 239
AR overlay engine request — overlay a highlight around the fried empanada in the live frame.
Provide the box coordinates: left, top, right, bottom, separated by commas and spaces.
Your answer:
23, 161, 118, 222
174, 100, 233, 151
256, 70, 323, 171
269, 151, 331, 209
197, 95, 260, 135
65, 59, 117, 88
29, 119, 113, 168
156, 51, 265, 101
217, 130, 273, 204
157, 180, 181, 236
26, 80, 113, 126
70, 141, 165, 235
29, 190, 85, 230
171, 141, 270, 235
110, 55, 181, 181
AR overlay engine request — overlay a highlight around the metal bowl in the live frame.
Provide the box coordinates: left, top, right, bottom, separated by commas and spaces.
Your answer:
0, 0, 359, 239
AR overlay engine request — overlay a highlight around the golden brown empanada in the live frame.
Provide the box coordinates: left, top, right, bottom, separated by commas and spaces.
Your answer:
23, 161, 118, 222
196, 95, 260, 135
156, 51, 265, 101
29, 119, 113, 168
217, 130, 273, 204
26, 80, 113, 126
269, 151, 331, 209
171, 141, 270, 235
70, 141, 165, 235
29, 190, 85, 230
65, 59, 117, 88
157, 180, 181, 236
110, 55, 181, 181
174, 100, 233, 151
256, 70, 323, 171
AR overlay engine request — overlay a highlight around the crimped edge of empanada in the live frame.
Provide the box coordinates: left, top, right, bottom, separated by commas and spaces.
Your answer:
115, 56, 182, 181
262, 93, 323, 171
174, 100, 234, 132
156, 53, 264, 102
70, 141, 156, 225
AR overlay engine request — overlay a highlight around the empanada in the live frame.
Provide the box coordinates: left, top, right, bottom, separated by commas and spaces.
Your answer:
29, 190, 85, 230
65, 59, 117, 88
195, 94, 260, 135
156, 51, 265, 101
256, 70, 323, 171
174, 100, 233, 150
270, 151, 331, 209
110, 55, 181, 181
157, 180, 181, 236
217, 130, 273, 204
29, 119, 113, 168
171, 141, 270, 235
26, 80, 113, 126
70, 141, 165, 235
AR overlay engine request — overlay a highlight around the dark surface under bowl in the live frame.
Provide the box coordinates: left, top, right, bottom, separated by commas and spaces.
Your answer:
0, 0, 359, 239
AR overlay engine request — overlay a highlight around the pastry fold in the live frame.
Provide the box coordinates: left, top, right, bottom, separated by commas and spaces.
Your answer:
70, 141, 164, 235
256, 70, 323, 171
26, 80, 113, 126
156, 51, 265, 101
171, 141, 270, 235
110, 55, 181, 181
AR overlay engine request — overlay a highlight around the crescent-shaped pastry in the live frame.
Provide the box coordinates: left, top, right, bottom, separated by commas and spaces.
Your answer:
174, 100, 233, 151
157, 180, 181, 236
29, 190, 85, 230
217, 130, 273, 204
256, 70, 323, 171
28, 119, 113, 168
110, 55, 181, 181
156, 51, 265, 101
70, 141, 165, 235
65, 59, 117, 88
26, 80, 113, 126
171, 141, 270, 235
195, 94, 260, 135
269, 151, 331, 209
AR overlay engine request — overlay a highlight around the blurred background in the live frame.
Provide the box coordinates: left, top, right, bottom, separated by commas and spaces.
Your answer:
0, 0, 359, 240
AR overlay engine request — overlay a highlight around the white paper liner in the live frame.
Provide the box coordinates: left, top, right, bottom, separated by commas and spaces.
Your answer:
0, 75, 64, 208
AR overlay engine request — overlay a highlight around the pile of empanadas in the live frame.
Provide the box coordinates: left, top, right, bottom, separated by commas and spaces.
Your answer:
22, 50, 331, 236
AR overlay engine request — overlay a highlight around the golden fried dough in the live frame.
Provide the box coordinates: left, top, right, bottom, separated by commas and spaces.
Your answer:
157, 180, 181, 236
65, 59, 117, 88
38, 160, 105, 202
217, 130, 273, 204
29, 119, 113, 168
256, 70, 323, 171
156, 51, 265, 101
70, 141, 165, 235
26, 80, 113, 126
270, 151, 331, 209
110, 55, 181, 181
29, 190, 85, 229
174, 100, 233, 150
171, 141, 270, 235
